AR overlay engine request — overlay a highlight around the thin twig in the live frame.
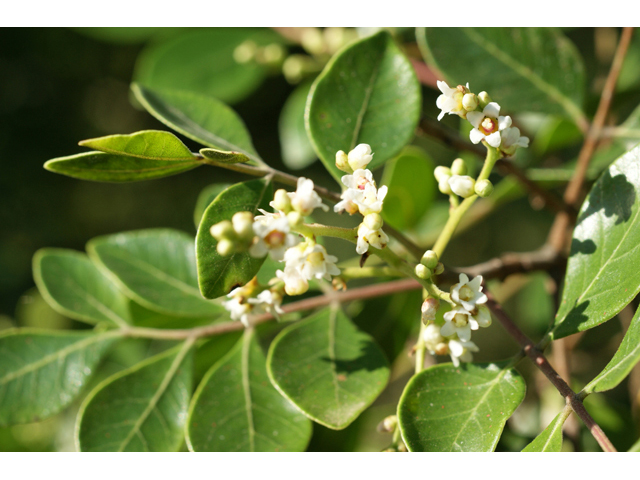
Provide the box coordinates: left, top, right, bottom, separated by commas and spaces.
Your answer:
486, 293, 617, 452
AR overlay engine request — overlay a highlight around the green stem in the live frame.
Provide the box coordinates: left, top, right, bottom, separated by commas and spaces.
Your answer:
477, 145, 501, 182
415, 321, 426, 374
431, 195, 478, 258
340, 266, 404, 281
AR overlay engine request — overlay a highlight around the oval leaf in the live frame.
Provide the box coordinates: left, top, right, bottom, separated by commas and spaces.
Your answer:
398, 363, 526, 452
131, 84, 262, 165
306, 31, 421, 181
552, 145, 640, 339
187, 329, 312, 452
417, 28, 585, 123
78, 130, 195, 160
193, 183, 232, 228
196, 178, 272, 299
77, 341, 194, 452
583, 305, 640, 394
33, 248, 131, 327
522, 411, 567, 452
279, 81, 316, 170
135, 28, 279, 104
0, 329, 118, 426
199, 148, 250, 164
87, 229, 224, 317
267, 307, 390, 430
44, 151, 200, 182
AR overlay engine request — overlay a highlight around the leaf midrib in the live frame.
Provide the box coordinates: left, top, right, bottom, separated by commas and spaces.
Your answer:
241, 330, 256, 452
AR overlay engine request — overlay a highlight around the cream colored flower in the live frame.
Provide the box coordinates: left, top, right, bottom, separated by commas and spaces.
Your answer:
451, 273, 487, 311
347, 143, 374, 171
467, 103, 510, 148
249, 210, 299, 261
436, 80, 467, 121
288, 177, 329, 215
356, 222, 389, 254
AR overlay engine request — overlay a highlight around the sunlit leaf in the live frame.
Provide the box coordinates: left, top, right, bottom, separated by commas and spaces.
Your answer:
522, 411, 566, 452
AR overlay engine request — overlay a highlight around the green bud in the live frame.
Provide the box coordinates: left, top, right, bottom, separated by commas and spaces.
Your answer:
475, 179, 494, 198
301, 28, 325, 56
282, 55, 306, 84
210, 220, 235, 241
363, 213, 383, 230
450, 158, 467, 176
478, 91, 492, 109
377, 415, 398, 433
421, 250, 439, 269
216, 238, 235, 256
233, 40, 257, 64
434, 262, 445, 275
462, 93, 478, 111
287, 211, 303, 228
335, 150, 353, 173
260, 44, 285, 66
415, 264, 432, 280
434, 165, 451, 182
272, 189, 292, 213
232, 211, 254, 240
438, 176, 453, 195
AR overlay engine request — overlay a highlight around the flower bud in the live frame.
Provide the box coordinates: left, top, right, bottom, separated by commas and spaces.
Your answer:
415, 264, 432, 280
287, 211, 303, 228
283, 275, 309, 296
434, 263, 445, 275
210, 220, 235, 240
438, 176, 453, 195
450, 158, 467, 176
421, 250, 439, 269
282, 55, 306, 84
434, 166, 451, 182
462, 93, 478, 111
363, 213, 383, 230
448, 175, 476, 198
421, 297, 440, 323
301, 27, 325, 56
272, 189, 292, 213
216, 238, 235, 256
232, 211, 255, 240
335, 150, 353, 173
456, 84, 470, 94
347, 144, 374, 171
260, 44, 285, 66
477, 91, 492, 109
233, 40, 257, 64
475, 179, 494, 198
434, 342, 449, 356
377, 415, 397, 433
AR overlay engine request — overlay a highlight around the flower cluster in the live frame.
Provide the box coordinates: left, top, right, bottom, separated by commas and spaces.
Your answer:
334, 144, 389, 255
223, 278, 284, 327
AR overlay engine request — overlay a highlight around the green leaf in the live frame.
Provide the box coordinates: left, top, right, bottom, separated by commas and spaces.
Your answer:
381, 146, 436, 230
0, 329, 118, 426
267, 307, 390, 430
583, 305, 640, 394
33, 248, 131, 327
187, 329, 312, 452
131, 84, 262, 165
552, 145, 640, 339
199, 148, 250, 164
134, 28, 280, 104
196, 179, 272, 299
279, 81, 316, 170
193, 183, 232, 228
417, 28, 585, 124
79, 130, 195, 160
44, 152, 200, 183
306, 31, 421, 182
522, 411, 567, 452
77, 341, 194, 452
397, 363, 525, 452
87, 229, 224, 317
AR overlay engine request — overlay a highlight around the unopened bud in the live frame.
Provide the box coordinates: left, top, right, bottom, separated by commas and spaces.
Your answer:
421, 250, 439, 269
434, 263, 445, 275
232, 211, 254, 240
348, 143, 373, 171
421, 297, 440, 323
260, 44, 285, 66
435, 342, 449, 356
272, 189, 292, 213
216, 238, 235, 256
377, 415, 397, 433
438, 176, 453, 195
434, 166, 451, 182
448, 175, 475, 198
233, 41, 258, 64
363, 213, 383, 230
301, 28, 325, 56
475, 179, 494, 198
335, 150, 352, 173
478, 91, 492, 109
282, 55, 306, 84
397, 443, 407, 452
450, 158, 467, 176
287, 211, 303, 228
332, 277, 347, 291
210, 220, 235, 240
462, 93, 478, 111
415, 264, 432, 280
284, 276, 309, 296
456, 84, 469, 94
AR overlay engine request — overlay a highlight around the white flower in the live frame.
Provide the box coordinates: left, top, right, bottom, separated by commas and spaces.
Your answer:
347, 143, 374, 170
334, 187, 360, 215
249, 209, 299, 261
298, 243, 340, 281
467, 103, 511, 148
276, 242, 340, 295
423, 323, 448, 354
450, 273, 487, 311
248, 289, 284, 317
356, 222, 389, 255
276, 266, 309, 296
341, 168, 375, 191
354, 183, 388, 215
442, 307, 476, 342
448, 175, 476, 198
448, 339, 479, 367
288, 177, 329, 216
224, 283, 258, 326
499, 126, 530, 156
436, 80, 466, 121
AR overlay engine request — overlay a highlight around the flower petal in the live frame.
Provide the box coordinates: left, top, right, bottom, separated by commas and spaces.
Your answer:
484, 102, 500, 118
466, 111, 484, 128
486, 131, 502, 148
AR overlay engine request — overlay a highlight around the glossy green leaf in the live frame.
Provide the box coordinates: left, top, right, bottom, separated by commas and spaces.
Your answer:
417, 28, 585, 123
77, 341, 193, 452
398, 363, 525, 452
132, 84, 262, 165
187, 330, 312, 452
199, 148, 250, 164
44, 152, 200, 182
306, 31, 421, 181
381, 146, 436, 230
279, 81, 316, 170
0, 329, 118, 426
33, 249, 131, 327
79, 130, 194, 160
552, 145, 640, 339
193, 183, 231, 228
583, 305, 640, 394
267, 307, 390, 430
135, 28, 280, 104
87, 229, 224, 317
522, 411, 567, 452
196, 179, 272, 299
